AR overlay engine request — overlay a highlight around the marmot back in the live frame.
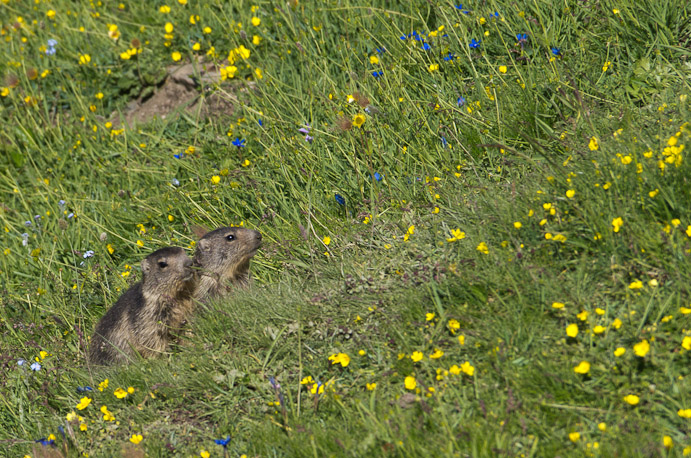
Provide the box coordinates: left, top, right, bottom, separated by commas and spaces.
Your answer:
193, 226, 262, 301
88, 247, 195, 365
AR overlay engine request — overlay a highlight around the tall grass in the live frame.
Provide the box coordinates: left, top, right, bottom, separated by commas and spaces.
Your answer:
1, 0, 690, 456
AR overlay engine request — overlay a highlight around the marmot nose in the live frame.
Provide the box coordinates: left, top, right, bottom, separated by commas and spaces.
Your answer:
184, 258, 193, 268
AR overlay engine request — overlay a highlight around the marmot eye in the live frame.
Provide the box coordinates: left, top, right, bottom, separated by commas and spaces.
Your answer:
157, 261, 168, 268
226, 234, 235, 241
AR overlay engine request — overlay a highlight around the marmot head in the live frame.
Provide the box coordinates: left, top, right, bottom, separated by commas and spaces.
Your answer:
141, 247, 194, 294
193, 226, 262, 284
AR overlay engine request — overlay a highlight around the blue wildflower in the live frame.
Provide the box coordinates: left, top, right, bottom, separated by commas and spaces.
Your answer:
269, 377, 280, 390
335, 194, 345, 205
455, 5, 471, 14
457, 96, 466, 107
46, 39, 57, 56
24, 221, 32, 227
171, 178, 180, 186
551, 47, 561, 56
441, 136, 448, 148
258, 119, 263, 126
58, 200, 66, 208
374, 172, 383, 182
422, 42, 431, 51
375, 47, 386, 54
31, 362, 41, 371
67, 213, 74, 219
18, 359, 26, 366
215, 436, 231, 447
372, 70, 383, 78
469, 39, 481, 48
516, 33, 528, 45
299, 125, 313, 143
443, 52, 455, 61
490, 12, 499, 18
232, 138, 246, 148
35, 437, 55, 446
269, 376, 286, 411
76, 386, 94, 393
173, 153, 183, 159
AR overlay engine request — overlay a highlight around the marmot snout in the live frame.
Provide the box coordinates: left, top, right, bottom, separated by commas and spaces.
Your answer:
88, 247, 195, 365
193, 226, 262, 301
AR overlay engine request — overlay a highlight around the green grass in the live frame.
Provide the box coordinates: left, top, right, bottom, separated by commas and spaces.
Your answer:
1, 0, 691, 456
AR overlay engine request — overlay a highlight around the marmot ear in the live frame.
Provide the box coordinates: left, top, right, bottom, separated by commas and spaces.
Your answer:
198, 238, 211, 252
141, 258, 151, 275
192, 224, 211, 239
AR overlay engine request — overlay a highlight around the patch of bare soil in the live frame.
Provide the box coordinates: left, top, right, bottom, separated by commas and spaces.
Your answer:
111, 59, 250, 127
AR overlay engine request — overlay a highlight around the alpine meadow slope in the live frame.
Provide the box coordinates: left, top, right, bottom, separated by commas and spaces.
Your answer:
1, 0, 690, 456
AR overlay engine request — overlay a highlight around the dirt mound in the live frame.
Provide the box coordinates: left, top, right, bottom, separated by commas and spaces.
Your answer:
111, 59, 249, 127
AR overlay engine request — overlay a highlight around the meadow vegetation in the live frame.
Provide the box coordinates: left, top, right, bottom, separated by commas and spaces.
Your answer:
1, 0, 690, 456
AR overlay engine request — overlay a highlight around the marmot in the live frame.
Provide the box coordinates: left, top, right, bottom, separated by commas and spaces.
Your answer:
88, 247, 195, 365
192, 226, 262, 301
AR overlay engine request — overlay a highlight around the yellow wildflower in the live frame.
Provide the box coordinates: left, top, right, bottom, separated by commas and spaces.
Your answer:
476, 242, 489, 254
114, 387, 128, 399
460, 361, 475, 376
573, 361, 590, 374
411, 351, 424, 362
328, 353, 350, 367
447, 319, 460, 334
633, 339, 650, 357
429, 349, 444, 359
446, 229, 465, 242
623, 394, 639, 405
76, 397, 92, 410
588, 137, 599, 151
566, 323, 578, 338
612, 217, 623, 233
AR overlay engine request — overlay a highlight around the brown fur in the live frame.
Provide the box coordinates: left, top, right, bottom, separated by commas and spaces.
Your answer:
88, 247, 195, 365
193, 226, 262, 302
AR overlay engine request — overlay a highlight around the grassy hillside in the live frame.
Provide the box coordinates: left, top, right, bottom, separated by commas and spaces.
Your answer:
1, 0, 690, 456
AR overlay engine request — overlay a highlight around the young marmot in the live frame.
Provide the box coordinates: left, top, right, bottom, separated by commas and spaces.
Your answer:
88, 247, 195, 365
192, 226, 262, 302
